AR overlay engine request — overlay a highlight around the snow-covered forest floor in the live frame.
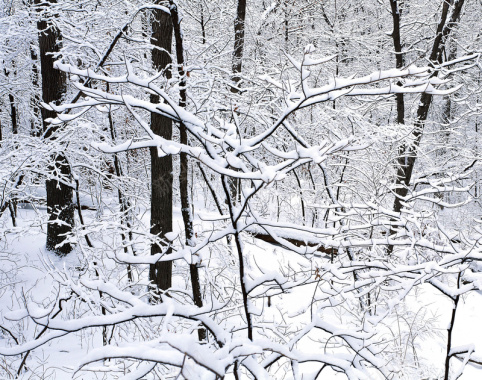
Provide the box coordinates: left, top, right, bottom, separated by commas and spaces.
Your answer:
2, 204, 482, 379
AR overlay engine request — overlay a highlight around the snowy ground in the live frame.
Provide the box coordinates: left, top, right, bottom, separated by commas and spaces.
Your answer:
1, 206, 482, 379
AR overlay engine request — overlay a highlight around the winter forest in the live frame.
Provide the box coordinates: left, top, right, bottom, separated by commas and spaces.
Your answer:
3, 0, 482, 378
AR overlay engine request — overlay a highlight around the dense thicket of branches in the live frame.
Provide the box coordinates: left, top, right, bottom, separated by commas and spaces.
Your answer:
1, 0, 482, 379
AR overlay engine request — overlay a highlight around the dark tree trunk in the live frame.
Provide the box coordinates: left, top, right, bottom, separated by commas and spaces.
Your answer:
231, 0, 247, 93
444, 273, 461, 380
284, 2, 289, 45
389, 0, 405, 126
148, 8, 173, 295
4, 67, 18, 135
5, 66, 20, 220
106, 83, 134, 282
293, 169, 306, 224
228, 0, 247, 203
30, 46, 41, 136
200, 3, 206, 45
36, 0, 74, 255
45, 156, 74, 255
390, 0, 465, 244
386, 0, 406, 252
170, 2, 206, 341
440, 42, 458, 151
8, 94, 17, 135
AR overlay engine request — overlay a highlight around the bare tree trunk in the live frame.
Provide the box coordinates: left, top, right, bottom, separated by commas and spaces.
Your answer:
389, 0, 405, 126
148, 7, 173, 295
386, 0, 406, 252
284, 2, 289, 46
30, 46, 41, 136
200, 2, 206, 45
106, 82, 134, 282
36, 0, 74, 255
221, 176, 253, 341
441, 42, 458, 148
390, 0, 465, 252
4, 62, 20, 220
170, 2, 206, 341
292, 169, 306, 225
8, 94, 17, 135
444, 272, 461, 380
3, 67, 18, 135
231, 0, 247, 93
229, 0, 247, 203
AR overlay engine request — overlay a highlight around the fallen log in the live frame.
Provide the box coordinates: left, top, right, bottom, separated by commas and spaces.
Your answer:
243, 226, 335, 256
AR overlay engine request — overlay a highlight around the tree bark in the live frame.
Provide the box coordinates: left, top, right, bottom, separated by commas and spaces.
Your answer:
36, 0, 74, 255
170, 2, 206, 340
389, 0, 405, 126
106, 84, 134, 282
391, 0, 465, 236
231, 0, 247, 93
200, 3, 206, 45
8, 94, 17, 135
228, 0, 247, 203
4, 67, 18, 135
444, 273, 461, 380
30, 46, 42, 136
440, 42, 458, 155
148, 7, 173, 295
